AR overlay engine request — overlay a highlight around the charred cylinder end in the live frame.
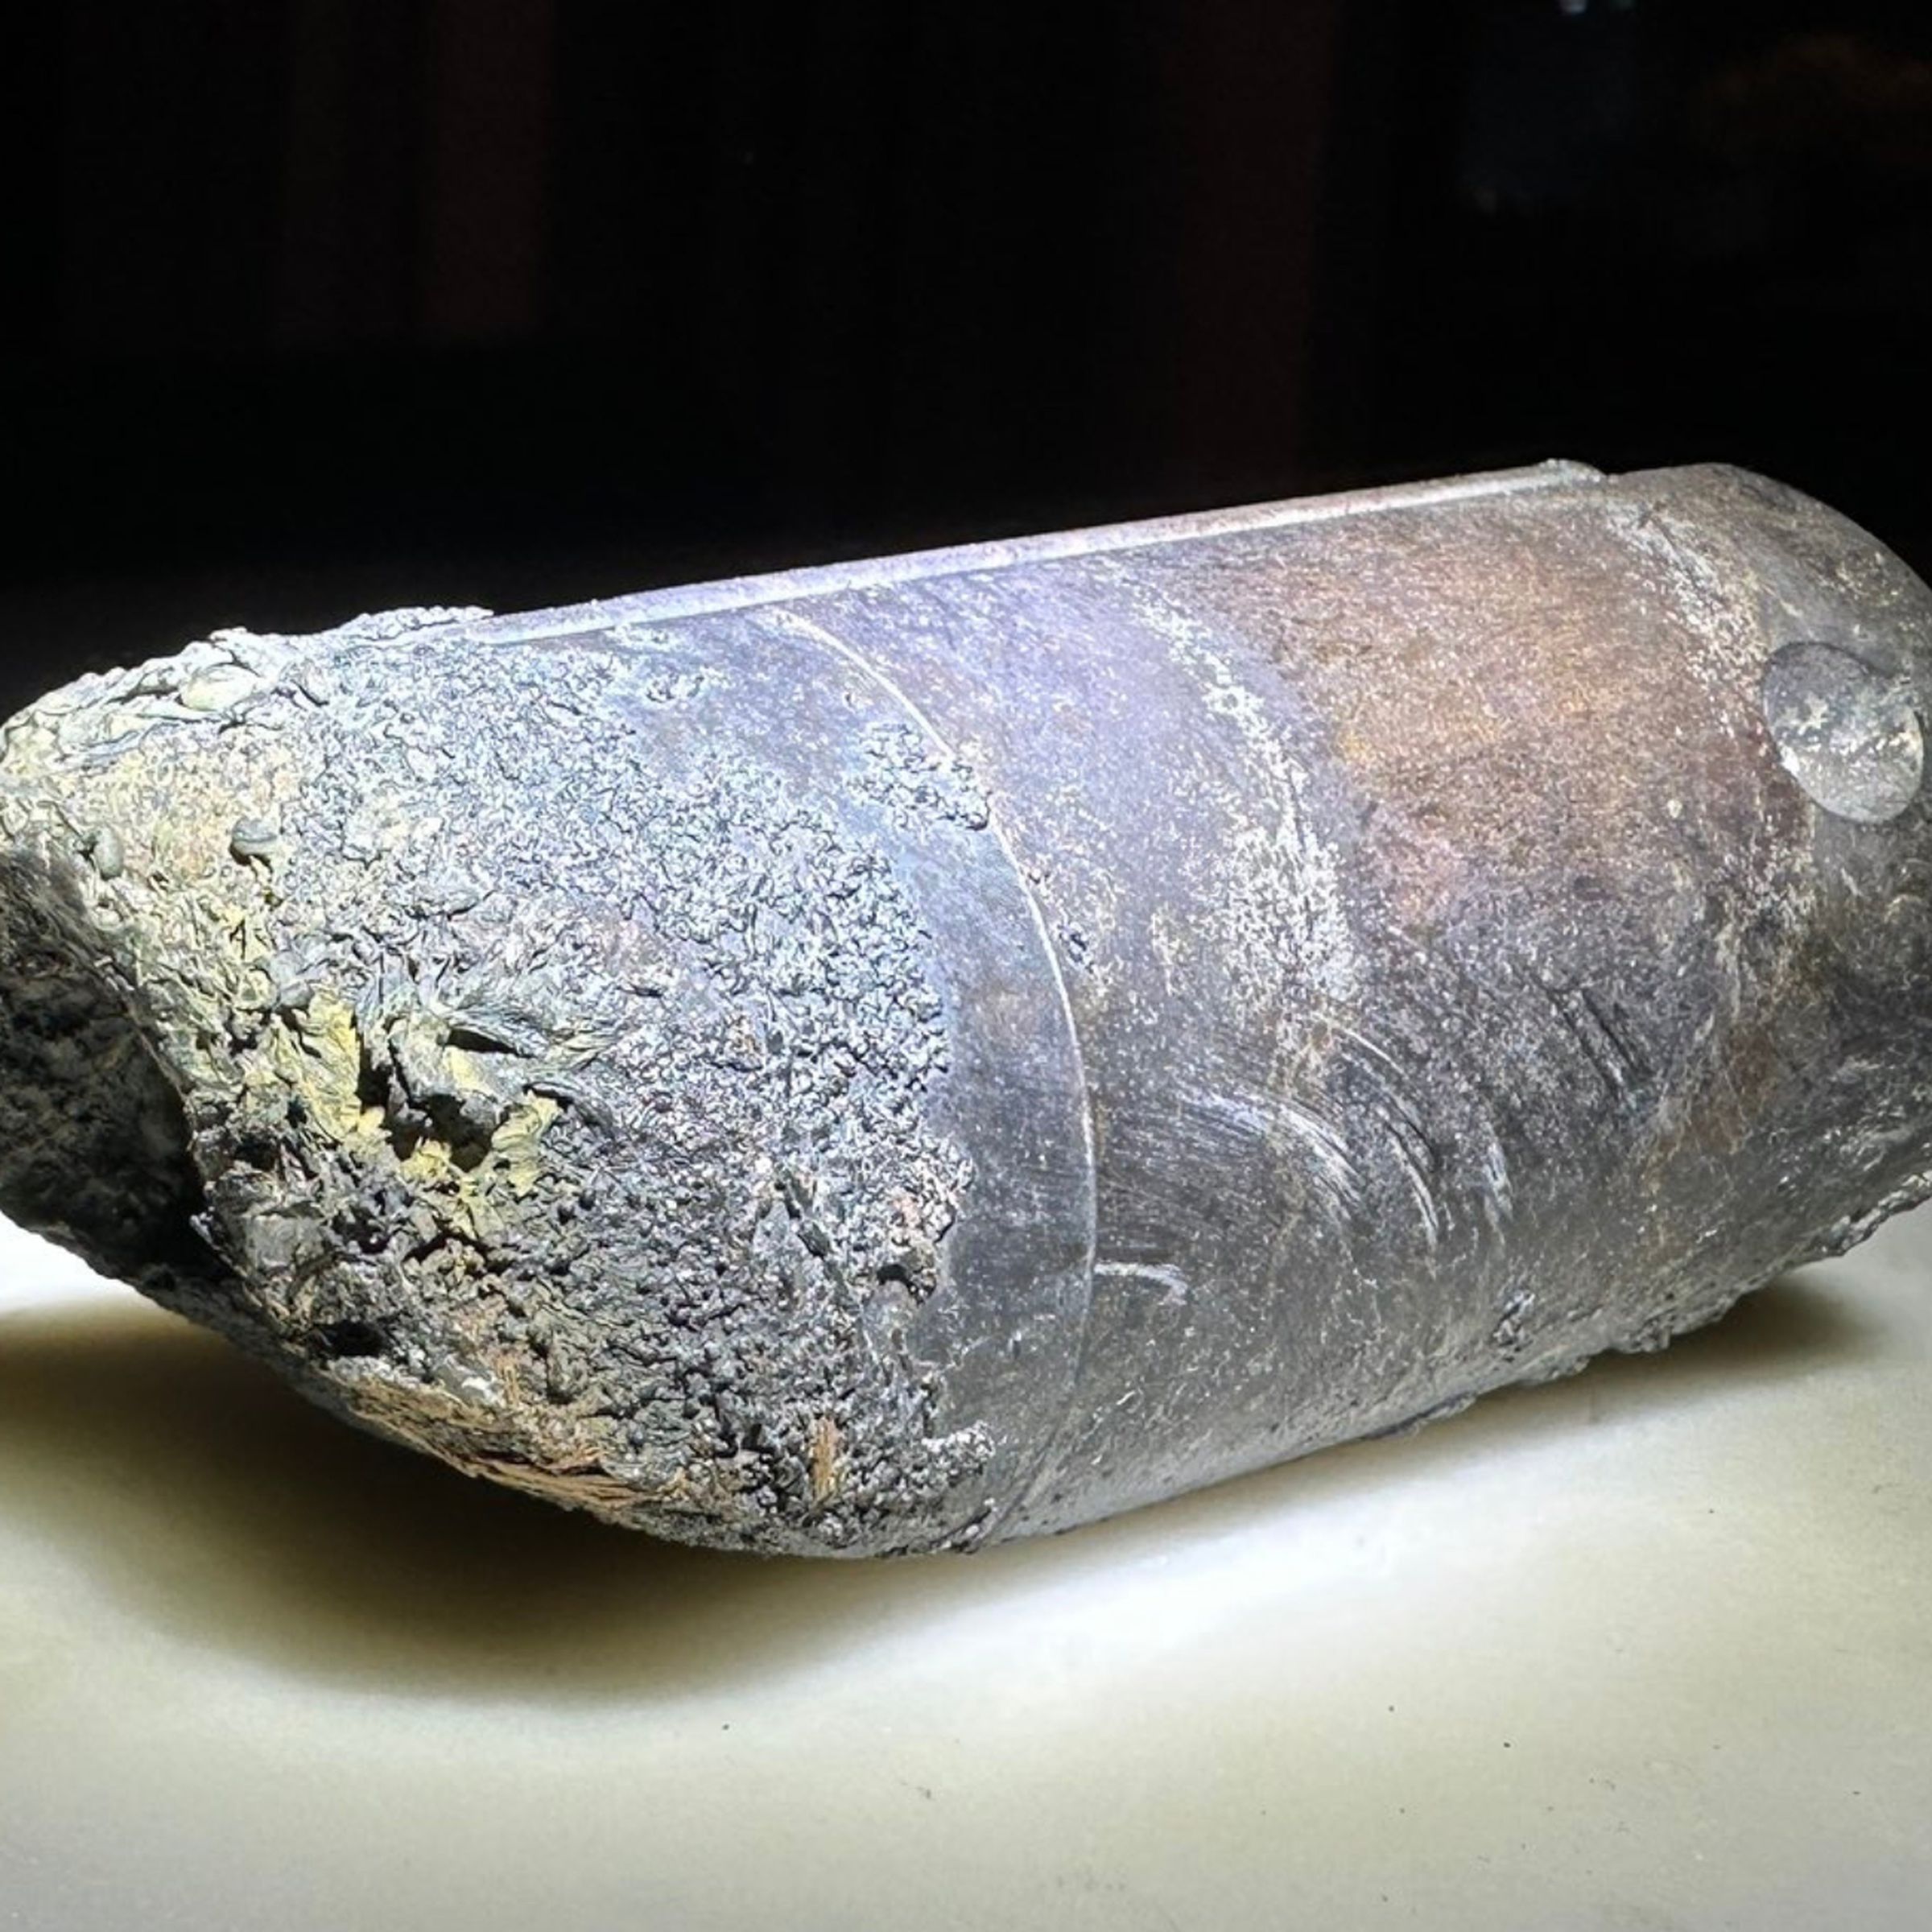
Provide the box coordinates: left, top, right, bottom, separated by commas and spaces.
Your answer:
0, 848, 217, 1299
0, 615, 1093, 1558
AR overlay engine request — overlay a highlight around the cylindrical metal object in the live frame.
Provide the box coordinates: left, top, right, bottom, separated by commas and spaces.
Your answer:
2, 460, 1929, 1554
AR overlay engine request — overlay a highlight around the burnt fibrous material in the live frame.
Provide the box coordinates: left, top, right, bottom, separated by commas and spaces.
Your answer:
2, 463, 1929, 1556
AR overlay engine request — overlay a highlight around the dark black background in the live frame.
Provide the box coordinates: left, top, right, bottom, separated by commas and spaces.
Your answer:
6, 1, 1930, 716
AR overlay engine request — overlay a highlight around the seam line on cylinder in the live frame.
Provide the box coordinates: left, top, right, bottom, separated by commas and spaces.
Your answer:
477, 463, 1604, 647
760, 606, 1100, 1547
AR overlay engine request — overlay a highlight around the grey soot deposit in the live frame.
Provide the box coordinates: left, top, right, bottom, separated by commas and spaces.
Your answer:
2, 462, 1931, 1555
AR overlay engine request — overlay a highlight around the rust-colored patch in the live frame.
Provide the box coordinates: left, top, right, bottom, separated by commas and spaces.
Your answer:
808, 1414, 844, 1505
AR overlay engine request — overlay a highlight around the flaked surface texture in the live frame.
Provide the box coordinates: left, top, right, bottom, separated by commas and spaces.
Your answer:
0, 614, 1000, 1554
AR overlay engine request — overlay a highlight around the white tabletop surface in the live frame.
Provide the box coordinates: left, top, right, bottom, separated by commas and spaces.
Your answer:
1, 1203, 1927, 1931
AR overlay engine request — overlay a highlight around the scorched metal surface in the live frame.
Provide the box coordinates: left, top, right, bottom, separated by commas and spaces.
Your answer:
0, 460, 1926, 1554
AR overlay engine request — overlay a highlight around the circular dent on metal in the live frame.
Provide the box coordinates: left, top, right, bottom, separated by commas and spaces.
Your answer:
1761, 640, 1924, 826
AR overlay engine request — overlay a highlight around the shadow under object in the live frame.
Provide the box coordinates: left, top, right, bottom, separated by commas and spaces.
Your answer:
0, 460, 1927, 1557
0, 1267, 1876, 1699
